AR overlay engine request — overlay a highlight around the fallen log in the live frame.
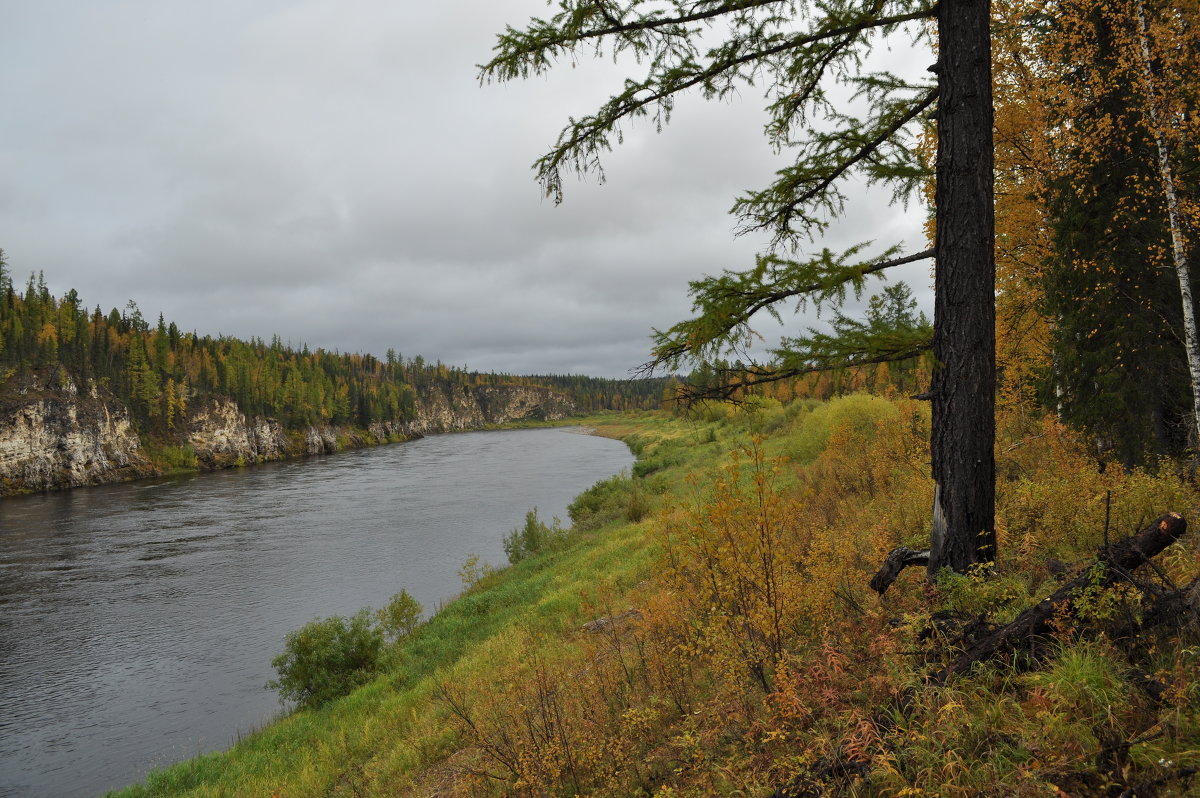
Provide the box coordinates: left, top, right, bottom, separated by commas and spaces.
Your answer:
772, 513, 1190, 797
932, 512, 1187, 684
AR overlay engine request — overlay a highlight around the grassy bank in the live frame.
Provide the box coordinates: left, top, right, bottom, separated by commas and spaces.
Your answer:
110, 399, 1200, 797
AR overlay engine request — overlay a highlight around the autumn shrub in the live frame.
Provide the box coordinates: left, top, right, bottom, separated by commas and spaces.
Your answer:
437, 635, 664, 796
995, 410, 1200, 580
269, 610, 385, 709
791, 397, 933, 578
661, 439, 802, 694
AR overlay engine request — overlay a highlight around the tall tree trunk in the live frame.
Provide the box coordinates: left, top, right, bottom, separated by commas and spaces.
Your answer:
1132, 0, 1200, 451
929, 0, 996, 576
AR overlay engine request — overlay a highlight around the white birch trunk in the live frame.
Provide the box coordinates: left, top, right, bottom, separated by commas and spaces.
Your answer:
1133, 0, 1200, 450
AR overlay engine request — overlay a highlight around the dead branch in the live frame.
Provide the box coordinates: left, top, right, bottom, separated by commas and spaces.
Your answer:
869, 546, 930, 594
932, 512, 1187, 684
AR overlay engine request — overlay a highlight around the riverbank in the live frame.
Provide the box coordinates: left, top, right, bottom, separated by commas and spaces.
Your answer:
109, 398, 1200, 796
0, 367, 578, 496
2, 425, 634, 798
103, 410, 693, 797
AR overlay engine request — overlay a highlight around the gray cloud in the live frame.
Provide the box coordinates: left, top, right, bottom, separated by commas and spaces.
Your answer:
2, 0, 932, 379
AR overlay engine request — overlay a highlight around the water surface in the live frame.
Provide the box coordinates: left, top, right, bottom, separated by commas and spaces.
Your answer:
0, 427, 633, 797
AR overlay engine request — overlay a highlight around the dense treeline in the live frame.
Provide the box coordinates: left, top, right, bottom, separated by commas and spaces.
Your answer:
519, 373, 674, 412
668, 0, 1200, 472
1028, 0, 1200, 468
0, 266, 419, 430
0, 262, 668, 431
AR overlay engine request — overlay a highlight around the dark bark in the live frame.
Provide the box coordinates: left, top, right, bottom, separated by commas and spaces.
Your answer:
929, 0, 996, 577
869, 546, 930, 594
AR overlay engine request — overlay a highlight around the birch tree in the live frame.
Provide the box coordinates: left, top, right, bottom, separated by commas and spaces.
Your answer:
1129, 0, 1200, 450
1037, 0, 1199, 463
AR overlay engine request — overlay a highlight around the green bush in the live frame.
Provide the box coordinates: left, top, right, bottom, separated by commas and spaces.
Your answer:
268, 610, 385, 709
632, 452, 681, 477
685, 400, 732, 424
458, 553, 495, 588
143, 441, 199, 471
625, 486, 651, 522
375, 589, 423, 641
739, 395, 788, 433
568, 472, 638, 531
785, 393, 902, 464
503, 508, 559, 563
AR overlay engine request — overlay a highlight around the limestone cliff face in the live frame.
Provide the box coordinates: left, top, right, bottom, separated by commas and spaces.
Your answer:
0, 371, 155, 494
186, 399, 294, 468
0, 376, 579, 495
403, 383, 578, 435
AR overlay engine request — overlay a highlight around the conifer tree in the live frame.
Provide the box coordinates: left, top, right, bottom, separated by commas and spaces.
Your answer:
1035, 0, 1199, 465
484, 0, 996, 575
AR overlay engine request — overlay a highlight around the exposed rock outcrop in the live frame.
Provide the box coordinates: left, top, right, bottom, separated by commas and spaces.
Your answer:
404, 383, 578, 435
186, 399, 294, 468
0, 370, 155, 493
0, 373, 579, 495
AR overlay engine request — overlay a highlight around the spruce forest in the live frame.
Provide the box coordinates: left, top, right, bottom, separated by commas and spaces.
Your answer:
18, 0, 1200, 794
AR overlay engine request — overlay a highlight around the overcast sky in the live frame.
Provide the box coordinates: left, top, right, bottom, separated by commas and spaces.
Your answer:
3, 0, 933, 379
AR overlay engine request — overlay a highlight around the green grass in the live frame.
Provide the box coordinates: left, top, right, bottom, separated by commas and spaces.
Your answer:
108, 411, 721, 798
106, 404, 1200, 797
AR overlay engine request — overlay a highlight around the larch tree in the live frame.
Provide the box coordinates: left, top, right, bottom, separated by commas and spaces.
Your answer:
483, 0, 996, 576
990, 0, 1055, 408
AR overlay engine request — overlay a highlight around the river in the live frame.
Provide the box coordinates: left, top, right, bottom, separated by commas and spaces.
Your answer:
0, 427, 633, 798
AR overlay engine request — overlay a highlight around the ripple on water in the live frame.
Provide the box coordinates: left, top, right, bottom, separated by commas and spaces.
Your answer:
0, 428, 633, 798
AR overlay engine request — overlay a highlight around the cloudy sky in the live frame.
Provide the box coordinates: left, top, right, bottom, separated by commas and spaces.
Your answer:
3, 0, 933, 379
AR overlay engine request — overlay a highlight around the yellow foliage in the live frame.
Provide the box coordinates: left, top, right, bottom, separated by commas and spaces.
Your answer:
415, 401, 1200, 797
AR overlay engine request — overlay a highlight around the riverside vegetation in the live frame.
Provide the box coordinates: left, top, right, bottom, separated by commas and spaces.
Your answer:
0, 259, 667, 447
110, 394, 1200, 797
0, 259, 673, 495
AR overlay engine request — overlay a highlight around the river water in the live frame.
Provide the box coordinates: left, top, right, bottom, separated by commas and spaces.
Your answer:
0, 427, 633, 798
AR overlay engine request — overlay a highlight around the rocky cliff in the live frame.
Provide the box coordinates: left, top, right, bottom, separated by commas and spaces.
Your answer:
0, 371, 156, 494
404, 382, 578, 435
0, 371, 579, 495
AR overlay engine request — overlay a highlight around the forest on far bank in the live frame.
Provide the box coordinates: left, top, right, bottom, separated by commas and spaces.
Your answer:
0, 261, 673, 435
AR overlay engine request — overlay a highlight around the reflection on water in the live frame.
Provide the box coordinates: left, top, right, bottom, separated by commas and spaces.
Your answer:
0, 427, 632, 798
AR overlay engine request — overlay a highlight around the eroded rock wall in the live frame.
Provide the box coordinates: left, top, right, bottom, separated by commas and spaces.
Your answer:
0, 372, 155, 493
404, 383, 577, 435
0, 375, 579, 495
